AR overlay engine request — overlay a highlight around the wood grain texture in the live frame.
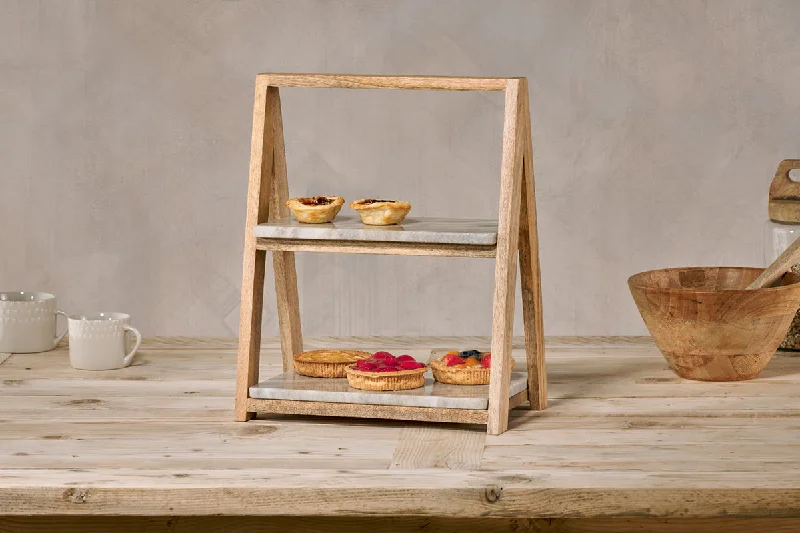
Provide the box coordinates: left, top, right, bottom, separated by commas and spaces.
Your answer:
235, 78, 273, 421
517, 79, 547, 411
391, 426, 485, 469
769, 159, 800, 223
629, 267, 800, 381
134, 335, 655, 350
258, 73, 511, 91
265, 86, 304, 372
256, 238, 497, 257
5, 336, 800, 518
5, 482, 800, 517
9, 465, 800, 489
507, 389, 528, 410
3, 517, 800, 533
487, 78, 524, 435
126, 335, 653, 351
0, 352, 10, 366
247, 398, 489, 424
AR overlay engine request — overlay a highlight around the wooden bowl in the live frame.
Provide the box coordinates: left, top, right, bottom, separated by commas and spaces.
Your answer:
628, 266, 800, 381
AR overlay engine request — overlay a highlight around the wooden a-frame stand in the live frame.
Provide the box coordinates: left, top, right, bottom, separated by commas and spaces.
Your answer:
235, 74, 546, 435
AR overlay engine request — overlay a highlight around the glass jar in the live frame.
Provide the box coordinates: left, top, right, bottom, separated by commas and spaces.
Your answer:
765, 221, 800, 267
767, 159, 800, 350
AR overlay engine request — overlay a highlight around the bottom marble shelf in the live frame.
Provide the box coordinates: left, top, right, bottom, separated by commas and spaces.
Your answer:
249, 371, 528, 410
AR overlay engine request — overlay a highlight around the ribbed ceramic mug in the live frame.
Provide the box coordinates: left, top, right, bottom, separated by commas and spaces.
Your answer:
68, 312, 142, 370
0, 292, 68, 353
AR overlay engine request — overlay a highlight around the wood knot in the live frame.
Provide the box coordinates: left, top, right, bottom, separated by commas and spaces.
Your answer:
234, 425, 278, 437
623, 420, 659, 429
637, 377, 679, 384
63, 488, 89, 504
61, 399, 103, 407
484, 486, 502, 503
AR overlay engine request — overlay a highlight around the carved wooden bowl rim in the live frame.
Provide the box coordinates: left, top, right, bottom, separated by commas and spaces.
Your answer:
628, 266, 800, 295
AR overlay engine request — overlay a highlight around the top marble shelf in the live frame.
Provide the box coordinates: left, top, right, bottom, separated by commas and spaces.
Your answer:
254, 216, 499, 245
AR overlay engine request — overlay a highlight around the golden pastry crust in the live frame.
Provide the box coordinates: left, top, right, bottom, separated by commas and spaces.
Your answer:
286, 196, 344, 224
292, 349, 371, 378
345, 365, 428, 390
349, 198, 411, 225
429, 355, 515, 385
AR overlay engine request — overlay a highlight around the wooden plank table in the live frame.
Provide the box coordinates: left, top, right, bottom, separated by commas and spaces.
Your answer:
2, 336, 800, 532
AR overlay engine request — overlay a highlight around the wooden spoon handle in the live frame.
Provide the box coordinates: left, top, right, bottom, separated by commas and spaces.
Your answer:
747, 235, 800, 290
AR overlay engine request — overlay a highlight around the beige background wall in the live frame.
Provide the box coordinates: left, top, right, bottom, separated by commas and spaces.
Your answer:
2, 1, 799, 337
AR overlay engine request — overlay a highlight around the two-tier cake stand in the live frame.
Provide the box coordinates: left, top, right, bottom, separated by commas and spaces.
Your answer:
234, 73, 546, 435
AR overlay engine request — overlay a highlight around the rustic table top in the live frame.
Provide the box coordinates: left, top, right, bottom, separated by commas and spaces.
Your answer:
2, 336, 800, 519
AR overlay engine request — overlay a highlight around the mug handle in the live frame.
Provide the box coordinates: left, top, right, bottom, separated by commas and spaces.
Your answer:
122, 325, 142, 367
54, 310, 69, 348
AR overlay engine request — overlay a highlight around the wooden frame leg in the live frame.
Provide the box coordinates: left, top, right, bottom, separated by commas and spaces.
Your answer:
235, 247, 266, 421
273, 251, 303, 370
518, 83, 547, 410
487, 79, 524, 435
265, 85, 303, 370
235, 79, 277, 422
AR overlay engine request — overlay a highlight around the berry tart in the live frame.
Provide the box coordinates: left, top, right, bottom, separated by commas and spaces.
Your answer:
345, 351, 428, 391
286, 196, 344, 223
429, 349, 515, 385
292, 349, 372, 378
349, 199, 411, 225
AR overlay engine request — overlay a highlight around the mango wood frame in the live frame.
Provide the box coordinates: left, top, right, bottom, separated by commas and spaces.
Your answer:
235, 73, 546, 435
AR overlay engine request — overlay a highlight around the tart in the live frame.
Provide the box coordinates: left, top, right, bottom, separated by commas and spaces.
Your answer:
349, 199, 411, 225
345, 351, 428, 390
429, 349, 515, 385
292, 349, 371, 378
286, 196, 344, 224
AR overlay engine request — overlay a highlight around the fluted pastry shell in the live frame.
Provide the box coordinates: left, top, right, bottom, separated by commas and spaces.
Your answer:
429, 356, 515, 385
349, 199, 411, 225
286, 196, 344, 224
292, 349, 372, 378
344, 365, 427, 390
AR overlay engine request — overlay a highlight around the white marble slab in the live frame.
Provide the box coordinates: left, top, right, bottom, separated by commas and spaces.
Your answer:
254, 216, 498, 245
249, 371, 528, 409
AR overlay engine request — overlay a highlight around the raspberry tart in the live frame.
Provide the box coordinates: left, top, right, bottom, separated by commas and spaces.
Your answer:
292, 349, 372, 378
429, 349, 515, 385
286, 196, 344, 223
345, 351, 428, 390
349, 199, 411, 225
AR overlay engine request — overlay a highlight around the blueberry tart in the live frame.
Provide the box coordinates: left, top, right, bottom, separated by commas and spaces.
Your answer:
429, 349, 515, 385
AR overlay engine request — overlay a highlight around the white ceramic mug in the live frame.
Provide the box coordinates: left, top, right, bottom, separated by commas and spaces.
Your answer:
0, 292, 68, 353
68, 312, 142, 370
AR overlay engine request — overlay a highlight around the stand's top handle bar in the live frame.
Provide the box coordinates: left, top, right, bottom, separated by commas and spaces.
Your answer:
258, 73, 521, 92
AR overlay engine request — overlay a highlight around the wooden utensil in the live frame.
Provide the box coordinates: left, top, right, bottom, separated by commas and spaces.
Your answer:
747, 233, 800, 290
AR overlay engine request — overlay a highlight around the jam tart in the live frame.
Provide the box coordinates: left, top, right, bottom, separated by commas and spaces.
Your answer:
345, 351, 428, 390
286, 196, 344, 223
349, 198, 411, 225
292, 349, 372, 378
429, 349, 515, 385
